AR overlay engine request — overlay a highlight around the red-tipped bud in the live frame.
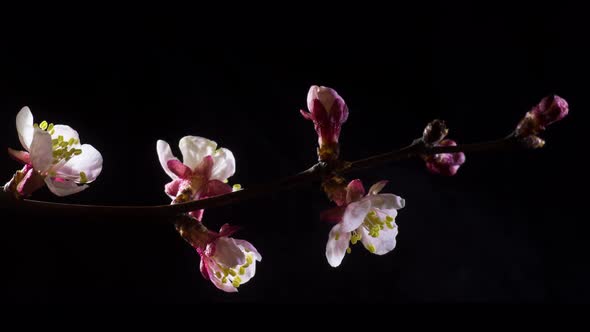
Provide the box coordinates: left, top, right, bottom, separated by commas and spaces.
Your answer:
301, 86, 349, 160
516, 95, 569, 137
425, 139, 466, 176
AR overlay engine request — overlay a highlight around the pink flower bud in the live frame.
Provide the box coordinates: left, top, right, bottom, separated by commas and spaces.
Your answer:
300, 85, 349, 146
425, 139, 466, 176
531, 95, 569, 128
516, 95, 569, 136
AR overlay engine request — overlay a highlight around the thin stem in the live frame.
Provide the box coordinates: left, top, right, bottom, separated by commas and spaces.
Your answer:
0, 135, 522, 218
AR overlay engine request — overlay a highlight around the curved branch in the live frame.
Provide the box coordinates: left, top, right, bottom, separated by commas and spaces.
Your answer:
0, 135, 523, 218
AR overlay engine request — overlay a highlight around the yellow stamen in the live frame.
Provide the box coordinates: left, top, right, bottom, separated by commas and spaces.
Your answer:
335, 232, 340, 241
367, 244, 376, 253
232, 184, 242, 191
239, 266, 245, 275
79, 172, 88, 184
228, 269, 237, 277
346, 247, 351, 254
232, 276, 242, 288
40, 121, 48, 130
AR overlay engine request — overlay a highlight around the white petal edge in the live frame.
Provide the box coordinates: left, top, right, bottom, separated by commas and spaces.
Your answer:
306, 85, 320, 111
339, 198, 372, 233
210, 148, 236, 181
179, 136, 217, 170
30, 128, 54, 173
56, 144, 103, 183
45, 177, 88, 197
326, 224, 351, 267
157, 140, 179, 180
371, 193, 405, 210
16, 106, 34, 151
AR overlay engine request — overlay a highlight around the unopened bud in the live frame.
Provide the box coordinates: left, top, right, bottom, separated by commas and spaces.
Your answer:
422, 119, 448, 145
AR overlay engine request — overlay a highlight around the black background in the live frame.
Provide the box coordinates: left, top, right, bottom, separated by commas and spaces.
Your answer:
1, 5, 587, 303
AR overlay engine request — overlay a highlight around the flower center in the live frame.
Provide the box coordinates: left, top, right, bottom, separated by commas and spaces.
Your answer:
34, 120, 83, 165
215, 253, 254, 288
343, 209, 396, 254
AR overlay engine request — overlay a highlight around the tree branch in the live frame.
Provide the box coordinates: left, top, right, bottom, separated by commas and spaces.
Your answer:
0, 135, 523, 219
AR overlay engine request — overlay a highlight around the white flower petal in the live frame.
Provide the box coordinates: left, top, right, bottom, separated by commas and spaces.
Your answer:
339, 198, 372, 233
326, 224, 351, 267
370, 193, 405, 210
213, 237, 246, 268
157, 140, 180, 180
45, 177, 88, 197
16, 106, 34, 151
30, 128, 53, 173
210, 148, 236, 181
56, 144, 103, 183
360, 220, 398, 255
234, 239, 262, 262
231, 239, 261, 285
51, 125, 80, 144
179, 136, 217, 170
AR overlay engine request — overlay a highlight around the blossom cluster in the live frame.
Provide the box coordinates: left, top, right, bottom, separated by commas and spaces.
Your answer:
4, 87, 568, 293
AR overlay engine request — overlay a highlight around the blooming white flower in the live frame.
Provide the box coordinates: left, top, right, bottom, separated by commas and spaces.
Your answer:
157, 136, 235, 219
324, 180, 405, 267
176, 219, 262, 293
4, 107, 103, 197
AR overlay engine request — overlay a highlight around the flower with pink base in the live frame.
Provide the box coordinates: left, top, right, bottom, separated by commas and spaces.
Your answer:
323, 179, 405, 267
157, 136, 235, 219
176, 219, 262, 292
4, 107, 103, 198
301, 85, 349, 160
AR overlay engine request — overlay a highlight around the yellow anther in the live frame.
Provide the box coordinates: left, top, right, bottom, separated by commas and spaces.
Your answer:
228, 269, 237, 277
223, 179, 228, 183
386, 220, 395, 229
385, 216, 394, 222
52, 139, 59, 146
221, 277, 228, 284
68, 138, 75, 146
57, 135, 64, 143
232, 184, 242, 191
79, 172, 88, 184
49, 129, 55, 135
246, 254, 253, 265
40, 121, 48, 130
346, 247, 351, 254
33, 123, 39, 128
239, 266, 245, 275
215, 271, 222, 279
367, 244, 376, 253
73, 149, 82, 155
223, 269, 229, 277
335, 232, 340, 241
47, 123, 54, 132
232, 276, 242, 288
